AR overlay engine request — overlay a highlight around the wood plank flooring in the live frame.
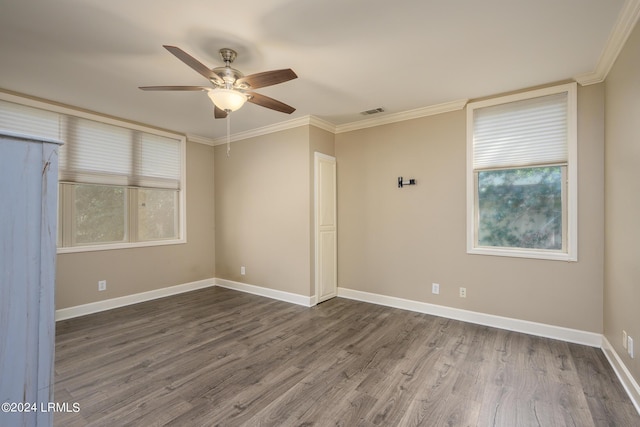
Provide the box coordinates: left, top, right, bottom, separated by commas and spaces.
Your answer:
54, 287, 640, 426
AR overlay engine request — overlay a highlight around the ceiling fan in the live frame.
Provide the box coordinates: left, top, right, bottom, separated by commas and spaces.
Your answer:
140, 45, 297, 118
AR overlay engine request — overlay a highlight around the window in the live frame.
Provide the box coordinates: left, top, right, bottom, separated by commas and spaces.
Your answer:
0, 96, 186, 252
71, 183, 127, 245
466, 83, 577, 261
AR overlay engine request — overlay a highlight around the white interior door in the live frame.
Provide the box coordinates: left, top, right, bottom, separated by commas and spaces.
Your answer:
314, 152, 337, 304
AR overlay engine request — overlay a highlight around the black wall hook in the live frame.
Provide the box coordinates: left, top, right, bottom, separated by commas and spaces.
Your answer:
398, 176, 416, 188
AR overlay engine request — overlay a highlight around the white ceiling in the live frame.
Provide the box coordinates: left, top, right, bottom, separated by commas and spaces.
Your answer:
0, 0, 634, 140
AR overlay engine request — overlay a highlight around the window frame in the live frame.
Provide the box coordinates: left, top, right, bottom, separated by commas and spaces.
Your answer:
0, 91, 187, 254
466, 83, 577, 261
59, 182, 130, 247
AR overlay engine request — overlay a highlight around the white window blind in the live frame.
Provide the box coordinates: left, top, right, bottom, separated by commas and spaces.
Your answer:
472, 92, 568, 170
135, 132, 181, 189
60, 117, 133, 185
0, 100, 61, 141
0, 99, 182, 190
59, 118, 181, 189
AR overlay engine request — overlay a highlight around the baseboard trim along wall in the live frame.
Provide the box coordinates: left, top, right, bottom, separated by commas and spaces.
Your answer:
215, 278, 314, 307
337, 287, 640, 413
54, 278, 638, 414
56, 279, 602, 346
602, 337, 640, 415
55, 279, 600, 346
337, 287, 602, 347
54, 277, 313, 322
55, 278, 216, 321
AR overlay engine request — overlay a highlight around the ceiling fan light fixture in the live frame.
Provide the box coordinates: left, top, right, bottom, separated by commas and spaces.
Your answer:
207, 88, 247, 112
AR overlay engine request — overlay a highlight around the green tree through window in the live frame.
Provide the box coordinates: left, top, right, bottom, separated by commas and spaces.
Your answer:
477, 166, 563, 250
74, 184, 126, 244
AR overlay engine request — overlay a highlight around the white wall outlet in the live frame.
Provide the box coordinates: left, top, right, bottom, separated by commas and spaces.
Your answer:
459, 287, 467, 298
432, 283, 440, 295
98, 280, 107, 291
623, 330, 628, 349
240, 266, 246, 275
628, 336, 634, 358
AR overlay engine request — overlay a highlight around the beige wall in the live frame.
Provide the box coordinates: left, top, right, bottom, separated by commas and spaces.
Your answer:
214, 125, 336, 297
214, 126, 312, 296
55, 140, 215, 309
336, 84, 604, 332
604, 20, 640, 383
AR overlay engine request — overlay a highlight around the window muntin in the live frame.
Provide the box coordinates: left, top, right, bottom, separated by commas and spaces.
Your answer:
467, 83, 577, 261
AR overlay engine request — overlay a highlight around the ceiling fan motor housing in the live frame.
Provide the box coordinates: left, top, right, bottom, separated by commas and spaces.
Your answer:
212, 66, 246, 88
213, 48, 249, 88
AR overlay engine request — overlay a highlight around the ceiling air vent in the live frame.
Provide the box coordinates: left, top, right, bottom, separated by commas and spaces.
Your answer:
360, 107, 385, 115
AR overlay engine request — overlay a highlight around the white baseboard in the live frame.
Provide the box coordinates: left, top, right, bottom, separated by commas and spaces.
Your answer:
337, 287, 603, 347
602, 337, 640, 415
55, 278, 216, 321
53, 279, 602, 347
53, 278, 638, 414
215, 278, 314, 307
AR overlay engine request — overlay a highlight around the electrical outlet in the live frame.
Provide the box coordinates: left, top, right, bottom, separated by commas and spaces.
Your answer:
459, 287, 467, 298
432, 283, 440, 295
98, 280, 106, 291
623, 330, 628, 349
240, 266, 246, 275
628, 336, 634, 358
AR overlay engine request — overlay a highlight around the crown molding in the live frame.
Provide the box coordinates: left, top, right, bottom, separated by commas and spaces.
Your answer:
308, 115, 337, 134
208, 115, 329, 146
200, 99, 467, 145
186, 133, 216, 146
334, 99, 468, 134
575, 0, 640, 85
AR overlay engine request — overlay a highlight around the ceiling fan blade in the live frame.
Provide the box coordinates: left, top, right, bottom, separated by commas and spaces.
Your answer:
214, 106, 228, 119
247, 92, 295, 114
139, 86, 208, 91
236, 69, 297, 89
163, 45, 224, 85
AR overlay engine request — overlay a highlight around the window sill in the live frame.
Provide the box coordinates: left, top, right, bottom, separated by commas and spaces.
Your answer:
467, 246, 577, 262
57, 238, 186, 254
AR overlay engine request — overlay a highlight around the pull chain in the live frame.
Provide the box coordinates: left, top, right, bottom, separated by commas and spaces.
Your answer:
226, 112, 231, 157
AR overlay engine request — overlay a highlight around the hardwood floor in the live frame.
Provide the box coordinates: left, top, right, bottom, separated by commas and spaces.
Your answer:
54, 287, 640, 426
